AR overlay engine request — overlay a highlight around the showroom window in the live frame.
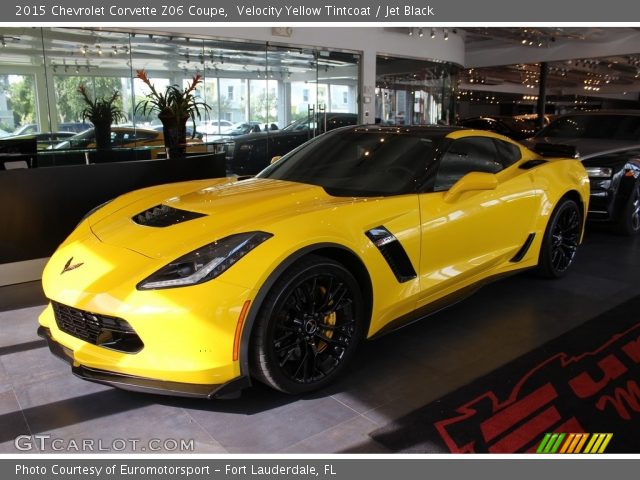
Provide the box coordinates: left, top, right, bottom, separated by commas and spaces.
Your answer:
0, 27, 363, 167
0, 74, 39, 136
375, 55, 458, 126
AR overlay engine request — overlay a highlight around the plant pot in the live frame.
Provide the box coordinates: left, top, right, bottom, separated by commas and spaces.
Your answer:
93, 120, 112, 150
159, 113, 188, 159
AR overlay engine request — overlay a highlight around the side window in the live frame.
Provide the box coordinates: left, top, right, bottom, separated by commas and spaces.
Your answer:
434, 137, 502, 192
494, 139, 522, 168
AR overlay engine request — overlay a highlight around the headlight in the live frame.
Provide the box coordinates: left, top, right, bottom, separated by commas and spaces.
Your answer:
585, 167, 613, 178
137, 231, 272, 290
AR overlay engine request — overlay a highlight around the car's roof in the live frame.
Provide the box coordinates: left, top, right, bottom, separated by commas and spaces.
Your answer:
350, 125, 465, 135
556, 109, 640, 117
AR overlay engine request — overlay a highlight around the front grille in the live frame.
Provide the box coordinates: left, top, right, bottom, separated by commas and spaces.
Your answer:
52, 302, 143, 353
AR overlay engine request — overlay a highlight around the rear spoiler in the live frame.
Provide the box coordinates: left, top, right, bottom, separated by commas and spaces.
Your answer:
532, 143, 578, 159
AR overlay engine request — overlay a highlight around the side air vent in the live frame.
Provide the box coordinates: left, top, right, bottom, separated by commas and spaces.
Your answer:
365, 226, 417, 283
510, 233, 536, 262
133, 204, 206, 227
519, 159, 548, 170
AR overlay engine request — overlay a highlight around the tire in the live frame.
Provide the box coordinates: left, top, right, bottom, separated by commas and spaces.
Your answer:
250, 255, 365, 394
616, 182, 640, 236
536, 198, 582, 278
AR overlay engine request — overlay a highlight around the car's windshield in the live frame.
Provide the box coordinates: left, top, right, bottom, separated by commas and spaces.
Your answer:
227, 123, 257, 135
536, 115, 640, 141
53, 128, 93, 149
258, 130, 439, 196
282, 118, 313, 132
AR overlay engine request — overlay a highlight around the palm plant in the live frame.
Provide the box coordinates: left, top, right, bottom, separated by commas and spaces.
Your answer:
135, 70, 210, 157
78, 85, 125, 150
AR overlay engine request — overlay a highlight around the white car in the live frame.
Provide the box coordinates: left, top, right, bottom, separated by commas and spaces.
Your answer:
197, 119, 234, 135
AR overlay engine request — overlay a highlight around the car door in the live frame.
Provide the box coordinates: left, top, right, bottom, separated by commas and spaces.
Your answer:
417, 135, 541, 304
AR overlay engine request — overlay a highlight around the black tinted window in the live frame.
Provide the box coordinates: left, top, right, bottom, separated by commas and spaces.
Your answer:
494, 139, 522, 167
259, 130, 438, 196
435, 137, 502, 191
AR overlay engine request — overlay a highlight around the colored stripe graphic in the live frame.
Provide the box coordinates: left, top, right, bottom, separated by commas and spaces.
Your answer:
537, 433, 613, 454
574, 433, 589, 453
550, 433, 566, 453
536, 433, 552, 453
567, 433, 585, 453
559, 433, 575, 453
598, 434, 613, 453
583, 434, 598, 453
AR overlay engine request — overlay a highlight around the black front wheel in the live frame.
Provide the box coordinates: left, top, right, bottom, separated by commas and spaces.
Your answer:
616, 182, 640, 236
250, 255, 365, 394
536, 198, 582, 278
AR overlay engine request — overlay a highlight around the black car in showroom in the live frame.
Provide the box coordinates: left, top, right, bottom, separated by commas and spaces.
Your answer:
459, 115, 549, 140
526, 111, 640, 235
216, 113, 361, 175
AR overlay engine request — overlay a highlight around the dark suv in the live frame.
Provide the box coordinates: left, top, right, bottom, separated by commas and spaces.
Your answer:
216, 113, 361, 175
525, 111, 640, 235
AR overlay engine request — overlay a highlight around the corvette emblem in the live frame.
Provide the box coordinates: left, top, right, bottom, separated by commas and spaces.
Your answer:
61, 257, 84, 275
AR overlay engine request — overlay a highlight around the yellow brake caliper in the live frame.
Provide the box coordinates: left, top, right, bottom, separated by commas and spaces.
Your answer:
317, 286, 336, 353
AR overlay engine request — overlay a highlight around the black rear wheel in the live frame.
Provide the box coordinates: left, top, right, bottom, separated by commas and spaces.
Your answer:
536, 198, 581, 278
250, 255, 365, 394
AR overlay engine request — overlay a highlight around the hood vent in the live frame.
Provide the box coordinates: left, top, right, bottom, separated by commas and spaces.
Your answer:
133, 204, 206, 227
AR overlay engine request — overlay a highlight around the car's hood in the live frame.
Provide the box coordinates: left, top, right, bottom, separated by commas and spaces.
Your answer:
90, 177, 339, 259
525, 137, 640, 159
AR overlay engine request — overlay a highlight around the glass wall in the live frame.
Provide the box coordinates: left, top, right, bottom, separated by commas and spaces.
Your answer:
375, 55, 458, 126
0, 27, 361, 167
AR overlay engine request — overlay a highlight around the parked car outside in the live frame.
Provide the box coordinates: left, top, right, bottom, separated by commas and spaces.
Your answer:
51, 127, 205, 158
197, 119, 234, 135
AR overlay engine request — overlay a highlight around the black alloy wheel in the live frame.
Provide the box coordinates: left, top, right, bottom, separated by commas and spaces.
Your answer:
250, 255, 365, 394
537, 198, 582, 278
617, 182, 640, 236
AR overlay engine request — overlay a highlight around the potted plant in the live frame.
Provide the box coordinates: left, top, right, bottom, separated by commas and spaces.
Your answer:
135, 70, 210, 158
78, 85, 125, 150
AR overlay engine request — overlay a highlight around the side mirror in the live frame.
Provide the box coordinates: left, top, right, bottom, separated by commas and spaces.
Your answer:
270, 156, 282, 165
443, 172, 498, 203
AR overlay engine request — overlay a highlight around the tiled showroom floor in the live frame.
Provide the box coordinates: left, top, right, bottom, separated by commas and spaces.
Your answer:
1, 230, 639, 453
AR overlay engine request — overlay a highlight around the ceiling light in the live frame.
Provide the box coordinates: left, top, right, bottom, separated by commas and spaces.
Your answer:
418, 28, 424, 38
431, 29, 436, 38
444, 29, 449, 40
408, 29, 413, 36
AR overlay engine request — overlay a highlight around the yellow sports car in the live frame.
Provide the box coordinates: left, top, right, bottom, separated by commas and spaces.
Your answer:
38, 126, 589, 398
